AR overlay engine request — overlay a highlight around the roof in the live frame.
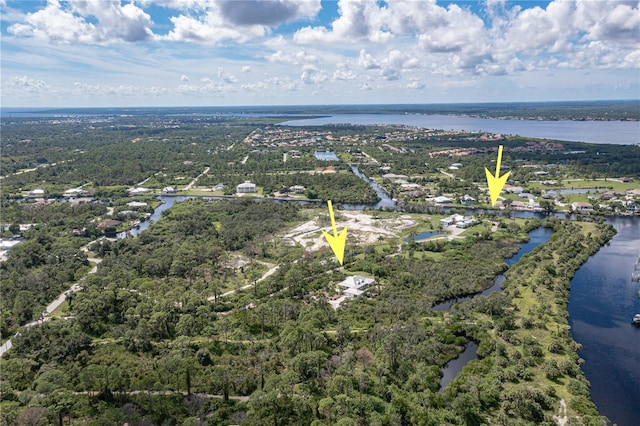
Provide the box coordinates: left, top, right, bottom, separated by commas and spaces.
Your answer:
338, 275, 375, 289
434, 196, 452, 203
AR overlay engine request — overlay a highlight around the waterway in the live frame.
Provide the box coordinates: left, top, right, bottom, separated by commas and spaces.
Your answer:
346, 165, 397, 209
280, 114, 640, 145
567, 217, 640, 426
433, 227, 554, 311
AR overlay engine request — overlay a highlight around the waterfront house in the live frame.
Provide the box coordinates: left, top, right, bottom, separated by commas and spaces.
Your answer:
26, 189, 45, 198
461, 194, 476, 205
433, 196, 452, 205
237, 181, 257, 193
571, 202, 594, 212
289, 185, 306, 194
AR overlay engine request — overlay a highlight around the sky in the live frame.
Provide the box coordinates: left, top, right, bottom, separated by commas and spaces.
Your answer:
1, 0, 639, 107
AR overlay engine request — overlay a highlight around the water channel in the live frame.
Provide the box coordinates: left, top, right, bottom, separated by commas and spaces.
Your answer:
437, 227, 554, 390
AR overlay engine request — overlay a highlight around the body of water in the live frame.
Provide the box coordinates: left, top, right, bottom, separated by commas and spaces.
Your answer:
567, 217, 640, 426
281, 114, 639, 145
432, 226, 554, 311
440, 342, 479, 390
346, 165, 397, 210
403, 230, 441, 242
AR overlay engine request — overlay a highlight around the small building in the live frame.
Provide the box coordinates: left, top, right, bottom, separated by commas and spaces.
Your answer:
237, 181, 257, 193
162, 186, 176, 194
619, 177, 633, 183
433, 196, 452, 205
461, 194, 476, 205
571, 202, 593, 212
97, 219, 122, 230
504, 185, 524, 194
289, 185, 306, 194
214, 183, 226, 191
129, 187, 150, 196
127, 201, 148, 207
519, 192, 534, 199
26, 189, 45, 198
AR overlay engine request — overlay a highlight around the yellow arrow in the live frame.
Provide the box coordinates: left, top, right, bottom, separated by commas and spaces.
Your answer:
322, 200, 347, 265
485, 145, 511, 207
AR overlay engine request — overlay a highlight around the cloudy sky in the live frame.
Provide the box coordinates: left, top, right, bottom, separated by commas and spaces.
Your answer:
1, 0, 639, 107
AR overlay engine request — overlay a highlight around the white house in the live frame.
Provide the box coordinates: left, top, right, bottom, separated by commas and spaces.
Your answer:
237, 181, 257, 193
338, 275, 375, 298
129, 187, 150, 196
571, 202, 593, 212
26, 189, 45, 198
440, 214, 465, 227
461, 194, 476, 205
162, 186, 176, 194
433, 196, 452, 205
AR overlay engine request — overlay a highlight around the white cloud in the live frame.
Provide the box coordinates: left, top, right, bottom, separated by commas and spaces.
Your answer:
180, 74, 190, 81
10, 75, 51, 92
358, 49, 381, 70
406, 80, 425, 90
332, 63, 357, 81
241, 66, 251, 73
300, 65, 327, 84
8, 0, 153, 44
267, 49, 318, 65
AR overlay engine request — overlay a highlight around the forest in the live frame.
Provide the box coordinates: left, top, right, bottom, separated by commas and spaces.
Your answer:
0, 111, 634, 425
0, 196, 616, 425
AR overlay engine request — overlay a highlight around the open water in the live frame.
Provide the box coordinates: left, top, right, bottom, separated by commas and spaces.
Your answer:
567, 217, 640, 426
281, 114, 639, 145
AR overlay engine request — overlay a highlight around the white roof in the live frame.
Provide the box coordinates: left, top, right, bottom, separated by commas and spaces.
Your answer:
434, 196, 452, 203
343, 288, 365, 297
338, 275, 375, 289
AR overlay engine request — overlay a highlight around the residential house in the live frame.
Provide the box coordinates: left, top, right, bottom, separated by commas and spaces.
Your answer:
440, 214, 465, 227
433, 196, 452, 205
571, 202, 593, 212
289, 185, 306, 194
97, 219, 122, 230
129, 187, 150, 196
237, 181, 257, 193
26, 189, 45, 198
461, 194, 476, 205
338, 275, 375, 299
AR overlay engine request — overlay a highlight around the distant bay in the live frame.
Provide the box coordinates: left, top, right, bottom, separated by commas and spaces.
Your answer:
280, 114, 640, 145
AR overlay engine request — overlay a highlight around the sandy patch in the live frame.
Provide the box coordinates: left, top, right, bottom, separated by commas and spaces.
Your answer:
284, 211, 417, 252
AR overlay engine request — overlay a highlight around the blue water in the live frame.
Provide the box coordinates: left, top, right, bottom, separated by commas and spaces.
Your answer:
504, 227, 555, 266
281, 114, 639, 145
403, 230, 441, 242
568, 217, 640, 426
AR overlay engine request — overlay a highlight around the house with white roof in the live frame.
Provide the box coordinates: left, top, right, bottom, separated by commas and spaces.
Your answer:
337, 275, 375, 298
237, 181, 257, 193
